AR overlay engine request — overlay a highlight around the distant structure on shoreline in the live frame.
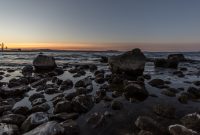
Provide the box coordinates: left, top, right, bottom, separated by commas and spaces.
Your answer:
0, 43, 8, 52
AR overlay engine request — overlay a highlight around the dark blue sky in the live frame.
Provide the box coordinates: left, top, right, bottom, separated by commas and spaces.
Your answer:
1, 0, 200, 50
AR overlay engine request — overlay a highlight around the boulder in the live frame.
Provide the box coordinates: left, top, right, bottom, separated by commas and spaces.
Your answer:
187, 87, 200, 99
30, 103, 50, 113
21, 112, 49, 133
33, 55, 57, 71
169, 124, 199, 135
44, 88, 59, 94
60, 79, 73, 90
181, 113, 200, 132
12, 106, 29, 115
89, 64, 97, 71
29, 93, 45, 102
124, 83, 149, 101
111, 100, 123, 110
108, 48, 146, 78
22, 65, 33, 74
23, 121, 65, 135
148, 79, 165, 88
54, 101, 72, 114
75, 77, 92, 88
72, 95, 94, 113
100, 56, 108, 63
193, 81, 200, 86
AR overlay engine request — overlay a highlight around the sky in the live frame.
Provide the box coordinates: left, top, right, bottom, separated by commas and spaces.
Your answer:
0, 0, 200, 51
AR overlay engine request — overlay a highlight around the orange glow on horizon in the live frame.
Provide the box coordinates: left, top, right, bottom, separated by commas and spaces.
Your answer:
7, 43, 103, 51
5, 42, 200, 52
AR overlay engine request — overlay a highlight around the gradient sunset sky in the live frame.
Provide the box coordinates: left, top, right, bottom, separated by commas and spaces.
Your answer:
1, 0, 200, 51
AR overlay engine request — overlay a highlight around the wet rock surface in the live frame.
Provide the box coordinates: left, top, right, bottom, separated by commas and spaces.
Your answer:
23, 121, 65, 135
33, 54, 57, 71
21, 112, 49, 133
109, 48, 146, 78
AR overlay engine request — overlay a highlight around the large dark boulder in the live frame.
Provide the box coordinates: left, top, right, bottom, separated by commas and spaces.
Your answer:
108, 48, 146, 78
33, 55, 57, 71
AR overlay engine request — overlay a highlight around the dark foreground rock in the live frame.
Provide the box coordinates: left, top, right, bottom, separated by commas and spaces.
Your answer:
108, 48, 146, 78
124, 83, 149, 101
33, 55, 57, 71
23, 121, 65, 135
169, 124, 199, 135
181, 113, 200, 132
60, 120, 80, 135
72, 95, 94, 113
135, 116, 166, 135
21, 112, 49, 133
148, 79, 165, 88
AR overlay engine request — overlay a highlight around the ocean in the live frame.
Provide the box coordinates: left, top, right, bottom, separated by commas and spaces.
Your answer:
1, 51, 200, 68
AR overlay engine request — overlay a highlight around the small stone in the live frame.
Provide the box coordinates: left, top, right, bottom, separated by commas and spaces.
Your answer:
111, 100, 123, 110
54, 101, 72, 114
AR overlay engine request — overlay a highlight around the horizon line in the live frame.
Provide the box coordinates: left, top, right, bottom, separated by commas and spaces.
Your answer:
3, 42, 200, 52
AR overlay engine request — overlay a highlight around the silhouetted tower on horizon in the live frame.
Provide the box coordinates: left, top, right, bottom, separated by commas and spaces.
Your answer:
0, 43, 7, 52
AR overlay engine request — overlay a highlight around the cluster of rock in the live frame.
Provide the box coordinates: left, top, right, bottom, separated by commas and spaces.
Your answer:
148, 78, 200, 104
0, 50, 199, 135
154, 53, 187, 69
134, 104, 200, 135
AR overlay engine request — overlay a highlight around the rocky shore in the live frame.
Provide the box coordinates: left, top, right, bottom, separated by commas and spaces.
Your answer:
0, 48, 200, 135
